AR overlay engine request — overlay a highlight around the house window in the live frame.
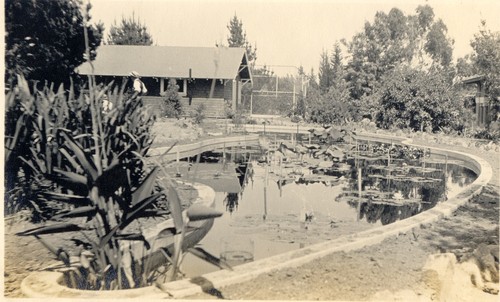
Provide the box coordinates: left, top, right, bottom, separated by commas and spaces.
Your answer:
176, 79, 187, 95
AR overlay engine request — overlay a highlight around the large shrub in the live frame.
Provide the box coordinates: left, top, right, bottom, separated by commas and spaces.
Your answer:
375, 67, 464, 132
162, 79, 182, 118
5, 77, 155, 217
6, 77, 227, 289
5, 76, 164, 288
306, 80, 358, 125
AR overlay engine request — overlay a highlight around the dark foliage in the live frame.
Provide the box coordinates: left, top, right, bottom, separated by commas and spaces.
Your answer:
5, 0, 104, 88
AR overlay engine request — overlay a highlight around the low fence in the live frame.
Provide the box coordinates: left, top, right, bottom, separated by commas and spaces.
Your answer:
148, 134, 260, 161
251, 93, 294, 115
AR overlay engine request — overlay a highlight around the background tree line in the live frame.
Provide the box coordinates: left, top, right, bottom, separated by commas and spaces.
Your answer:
304, 5, 499, 136
6, 1, 499, 137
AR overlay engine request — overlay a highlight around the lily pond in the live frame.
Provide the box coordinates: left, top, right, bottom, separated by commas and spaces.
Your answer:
164, 134, 477, 277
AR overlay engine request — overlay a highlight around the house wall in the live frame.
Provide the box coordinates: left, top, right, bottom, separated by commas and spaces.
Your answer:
94, 76, 229, 100
93, 76, 239, 118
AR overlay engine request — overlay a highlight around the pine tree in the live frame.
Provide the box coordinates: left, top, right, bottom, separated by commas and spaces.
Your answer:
107, 14, 153, 45
330, 43, 343, 81
227, 14, 257, 66
318, 49, 332, 93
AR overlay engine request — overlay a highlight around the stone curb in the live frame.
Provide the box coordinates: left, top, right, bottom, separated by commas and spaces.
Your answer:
20, 133, 493, 298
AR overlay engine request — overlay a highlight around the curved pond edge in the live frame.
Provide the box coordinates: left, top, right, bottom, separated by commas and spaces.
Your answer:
20, 133, 493, 298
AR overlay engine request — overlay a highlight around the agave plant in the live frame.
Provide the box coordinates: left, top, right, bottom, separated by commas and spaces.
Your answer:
6, 75, 229, 290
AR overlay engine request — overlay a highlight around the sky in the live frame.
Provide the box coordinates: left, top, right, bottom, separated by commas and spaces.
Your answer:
89, 0, 500, 75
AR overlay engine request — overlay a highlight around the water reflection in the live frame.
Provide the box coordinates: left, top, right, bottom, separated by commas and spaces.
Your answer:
224, 193, 239, 214
182, 138, 479, 277
182, 141, 477, 226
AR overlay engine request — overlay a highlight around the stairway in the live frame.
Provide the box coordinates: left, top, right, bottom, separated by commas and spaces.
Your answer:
180, 98, 227, 118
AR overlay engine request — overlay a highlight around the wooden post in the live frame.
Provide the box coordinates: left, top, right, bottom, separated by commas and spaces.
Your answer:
263, 163, 269, 220
275, 75, 278, 98
357, 167, 362, 221
296, 124, 299, 146
231, 79, 237, 109
279, 156, 283, 197
279, 156, 283, 178
223, 142, 226, 166
209, 78, 216, 99
263, 186, 268, 221
250, 93, 253, 115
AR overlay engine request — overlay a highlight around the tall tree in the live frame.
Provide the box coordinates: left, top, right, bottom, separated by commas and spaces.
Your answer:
330, 42, 344, 80
226, 14, 257, 67
5, 0, 104, 87
424, 19, 454, 67
330, 42, 343, 75
107, 14, 153, 45
343, 5, 454, 100
318, 49, 332, 93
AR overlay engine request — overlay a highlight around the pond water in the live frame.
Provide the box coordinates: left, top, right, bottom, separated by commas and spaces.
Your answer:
172, 138, 477, 277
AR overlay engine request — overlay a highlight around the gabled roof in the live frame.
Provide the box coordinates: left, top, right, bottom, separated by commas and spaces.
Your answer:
462, 74, 485, 84
77, 45, 252, 80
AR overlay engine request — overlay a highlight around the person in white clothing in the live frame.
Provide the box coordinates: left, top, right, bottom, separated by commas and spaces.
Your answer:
129, 71, 148, 96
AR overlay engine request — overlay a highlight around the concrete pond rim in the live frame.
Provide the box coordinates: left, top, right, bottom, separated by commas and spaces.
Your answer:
20, 132, 493, 298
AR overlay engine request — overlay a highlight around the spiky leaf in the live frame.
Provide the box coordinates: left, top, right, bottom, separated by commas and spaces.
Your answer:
17, 223, 86, 236
50, 168, 88, 195
188, 247, 233, 271
98, 192, 164, 248
167, 184, 184, 233
186, 204, 223, 222
60, 131, 98, 181
52, 206, 96, 220
131, 167, 160, 206
41, 192, 90, 206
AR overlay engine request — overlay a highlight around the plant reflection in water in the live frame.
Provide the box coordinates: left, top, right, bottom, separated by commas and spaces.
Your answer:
174, 140, 476, 274
190, 140, 477, 226
180, 138, 477, 277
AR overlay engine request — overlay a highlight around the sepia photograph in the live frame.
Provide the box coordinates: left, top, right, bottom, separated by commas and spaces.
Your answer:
3, 0, 499, 300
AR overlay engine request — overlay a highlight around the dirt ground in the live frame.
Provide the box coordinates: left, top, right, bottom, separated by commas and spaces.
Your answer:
3, 120, 499, 300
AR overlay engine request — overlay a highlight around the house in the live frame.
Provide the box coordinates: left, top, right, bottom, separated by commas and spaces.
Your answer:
77, 45, 252, 117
